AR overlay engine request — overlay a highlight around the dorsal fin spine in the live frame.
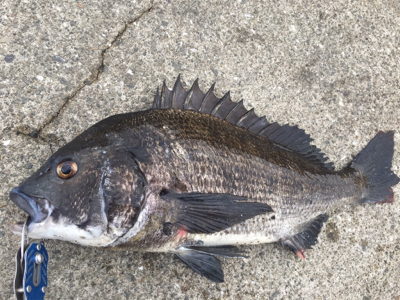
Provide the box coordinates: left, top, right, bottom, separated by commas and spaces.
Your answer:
152, 87, 160, 108
212, 91, 230, 116
225, 99, 244, 120
183, 79, 198, 109
235, 107, 254, 126
199, 83, 215, 112
171, 75, 181, 108
258, 124, 275, 137
161, 80, 167, 109
245, 117, 262, 130
248, 116, 269, 135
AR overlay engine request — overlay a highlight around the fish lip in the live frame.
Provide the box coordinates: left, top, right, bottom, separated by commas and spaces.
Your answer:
9, 187, 54, 226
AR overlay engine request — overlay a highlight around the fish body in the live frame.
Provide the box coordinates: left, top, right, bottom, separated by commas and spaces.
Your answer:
10, 77, 400, 282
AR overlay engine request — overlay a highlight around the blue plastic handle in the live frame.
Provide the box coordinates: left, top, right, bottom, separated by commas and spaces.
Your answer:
23, 243, 48, 300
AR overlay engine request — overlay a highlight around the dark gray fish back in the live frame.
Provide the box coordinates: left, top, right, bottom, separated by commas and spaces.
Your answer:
152, 75, 333, 170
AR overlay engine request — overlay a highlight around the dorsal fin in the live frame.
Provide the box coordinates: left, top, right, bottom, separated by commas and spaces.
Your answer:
153, 76, 333, 170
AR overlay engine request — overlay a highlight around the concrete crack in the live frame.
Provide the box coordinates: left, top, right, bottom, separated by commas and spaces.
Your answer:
21, 3, 154, 141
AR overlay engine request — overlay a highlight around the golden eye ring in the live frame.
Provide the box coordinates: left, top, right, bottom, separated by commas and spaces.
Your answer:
56, 161, 78, 179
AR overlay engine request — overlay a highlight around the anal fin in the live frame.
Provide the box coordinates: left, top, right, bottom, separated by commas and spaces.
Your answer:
282, 214, 328, 259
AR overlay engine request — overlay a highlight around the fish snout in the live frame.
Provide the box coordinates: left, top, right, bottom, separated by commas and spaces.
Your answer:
10, 187, 54, 224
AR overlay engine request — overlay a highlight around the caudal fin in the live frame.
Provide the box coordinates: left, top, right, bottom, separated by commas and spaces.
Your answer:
351, 131, 399, 204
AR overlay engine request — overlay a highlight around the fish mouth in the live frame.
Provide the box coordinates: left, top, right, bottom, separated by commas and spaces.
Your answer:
9, 187, 54, 233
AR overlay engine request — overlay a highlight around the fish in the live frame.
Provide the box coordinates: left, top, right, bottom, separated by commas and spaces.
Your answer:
10, 76, 400, 282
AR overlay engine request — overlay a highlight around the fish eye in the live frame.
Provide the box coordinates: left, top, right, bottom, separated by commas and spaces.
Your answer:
56, 161, 78, 179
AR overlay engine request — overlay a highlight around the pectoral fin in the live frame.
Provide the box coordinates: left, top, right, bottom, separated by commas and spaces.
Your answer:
161, 192, 272, 233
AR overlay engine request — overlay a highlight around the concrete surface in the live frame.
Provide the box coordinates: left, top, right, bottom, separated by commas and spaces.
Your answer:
1, 0, 399, 299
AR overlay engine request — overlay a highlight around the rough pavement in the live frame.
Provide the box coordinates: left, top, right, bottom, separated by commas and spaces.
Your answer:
1, 0, 399, 299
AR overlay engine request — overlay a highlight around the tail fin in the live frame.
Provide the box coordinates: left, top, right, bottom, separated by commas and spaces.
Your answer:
351, 131, 399, 204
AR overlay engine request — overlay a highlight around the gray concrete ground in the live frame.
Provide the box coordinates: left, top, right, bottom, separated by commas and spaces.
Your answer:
1, 0, 399, 299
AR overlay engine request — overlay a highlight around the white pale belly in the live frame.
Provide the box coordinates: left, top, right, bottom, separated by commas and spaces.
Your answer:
189, 232, 278, 247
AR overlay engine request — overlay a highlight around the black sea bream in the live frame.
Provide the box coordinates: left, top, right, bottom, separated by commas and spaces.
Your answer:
10, 76, 400, 282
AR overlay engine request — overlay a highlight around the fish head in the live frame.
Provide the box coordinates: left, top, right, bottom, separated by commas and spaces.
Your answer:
10, 143, 147, 247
